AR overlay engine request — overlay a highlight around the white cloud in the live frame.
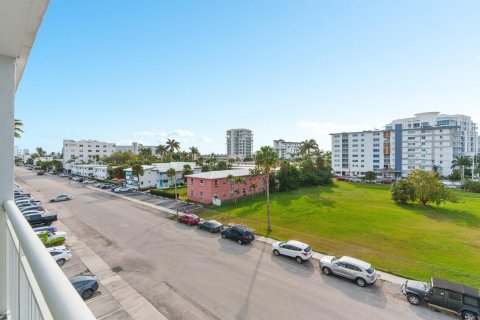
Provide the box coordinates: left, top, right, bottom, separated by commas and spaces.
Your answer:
173, 129, 195, 138
202, 135, 212, 143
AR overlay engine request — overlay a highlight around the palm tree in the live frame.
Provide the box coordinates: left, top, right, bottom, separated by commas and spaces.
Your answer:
226, 174, 235, 201
206, 153, 217, 171
234, 176, 246, 202
299, 139, 319, 158
166, 139, 180, 161
166, 168, 178, 215
131, 164, 144, 189
189, 146, 200, 161
254, 146, 278, 232
227, 158, 235, 169
14, 119, 24, 138
35, 147, 46, 157
155, 145, 168, 160
182, 164, 193, 182
138, 147, 152, 160
451, 156, 472, 184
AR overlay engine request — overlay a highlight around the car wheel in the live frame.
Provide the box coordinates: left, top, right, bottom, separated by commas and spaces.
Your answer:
407, 294, 421, 306
82, 289, 94, 300
273, 249, 280, 256
322, 267, 332, 275
56, 258, 66, 267
238, 239, 243, 245
295, 256, 303, 264
356, 278, 366, 287
221, 233, 226, 239
462, 312, 478, 320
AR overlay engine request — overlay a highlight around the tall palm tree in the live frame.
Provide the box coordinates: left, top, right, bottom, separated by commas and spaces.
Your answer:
166, 168, 178, 215
206, 153, 217, 171
14, 119, 24, 138
451, 156, 472, 184
234, 176, 246, 203
131, 164, 144, 189
189, 146, 200, 161
182, 164, 193, 182
155, 145, 168, 160
225, 174, 235, 201
299, 139, 319, 157
166, 139, 180, 161
254, 146, 278, 232
227, 158, 235, 169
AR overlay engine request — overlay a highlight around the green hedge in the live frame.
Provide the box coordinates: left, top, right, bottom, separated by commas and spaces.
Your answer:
150, 189, 177, 199
38, 232, 66, 247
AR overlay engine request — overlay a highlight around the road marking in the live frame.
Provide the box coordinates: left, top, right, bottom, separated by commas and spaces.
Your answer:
86, 293, 111, 304
96, 307, 125, 320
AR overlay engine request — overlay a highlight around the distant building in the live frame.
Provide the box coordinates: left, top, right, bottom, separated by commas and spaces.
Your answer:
62, 139, 116, 169
226, 128, 253, 158
273, 139, 302, 160
71, 164, 109, 180
116, 142, 156, 155
186, 169, 264, 205
124, 162, 200, 190
331, 112, 479, 177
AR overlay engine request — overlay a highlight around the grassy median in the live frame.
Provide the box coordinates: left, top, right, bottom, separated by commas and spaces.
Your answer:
199, 181, 480, 287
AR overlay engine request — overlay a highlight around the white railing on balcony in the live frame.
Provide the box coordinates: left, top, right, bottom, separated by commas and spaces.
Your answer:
2, 201, 95, 320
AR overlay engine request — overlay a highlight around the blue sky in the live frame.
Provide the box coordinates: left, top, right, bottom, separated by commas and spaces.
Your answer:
15, 1, 480, 154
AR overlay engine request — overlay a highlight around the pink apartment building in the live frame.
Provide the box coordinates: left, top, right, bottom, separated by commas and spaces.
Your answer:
186, 169, 265, 204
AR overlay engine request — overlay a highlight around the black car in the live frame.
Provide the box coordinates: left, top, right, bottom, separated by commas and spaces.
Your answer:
24, 213, 57, 227
220, 224, 255, 245
197, 220, 224, 233
69, 275, 99, 300
402, 278, 480, 320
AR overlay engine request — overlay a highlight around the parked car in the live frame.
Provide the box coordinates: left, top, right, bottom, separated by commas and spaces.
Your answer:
113, 186, 133, 193
22, 210, 45, 216
69, 275, 99, 300
177, 214, 200, 226
320, 256, 377, 287
402, 278, 480, 320
49, 194, 73, 202
100, 183, 112, 189
20, 205, 45, 213
220, 224, 255, 245
33, 226, 57, 233
48, 247, 72, 266
24, 213, 57, 227
197, 220, 224, 233
83, 179, 95, 184
36, 170, 45, 176
272, 240, 312, 264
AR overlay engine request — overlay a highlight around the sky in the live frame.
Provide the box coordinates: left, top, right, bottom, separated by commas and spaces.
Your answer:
14, 1, 480, 155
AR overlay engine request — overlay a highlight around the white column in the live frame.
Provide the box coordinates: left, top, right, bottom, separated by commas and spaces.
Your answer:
0, 55, 15, 316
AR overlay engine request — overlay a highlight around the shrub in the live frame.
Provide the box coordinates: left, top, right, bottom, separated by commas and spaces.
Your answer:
38, 232, 66, 247
464, 180, 480, 193
150, 189, 176, 199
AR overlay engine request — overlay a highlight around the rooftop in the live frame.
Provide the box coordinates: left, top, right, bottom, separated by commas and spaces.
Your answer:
186, 169, 252, 179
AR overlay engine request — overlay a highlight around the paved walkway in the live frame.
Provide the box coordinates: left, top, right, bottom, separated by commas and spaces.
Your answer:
89, 186, 408, 286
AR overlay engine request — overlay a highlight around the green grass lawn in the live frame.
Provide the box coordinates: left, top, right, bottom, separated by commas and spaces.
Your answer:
198, 181, 480, 287
158, 186, 188, 200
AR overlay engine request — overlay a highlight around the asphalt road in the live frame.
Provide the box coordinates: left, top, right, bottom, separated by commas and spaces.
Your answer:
15, 167, 454, 320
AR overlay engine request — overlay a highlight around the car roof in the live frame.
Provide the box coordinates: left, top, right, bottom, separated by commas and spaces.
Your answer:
286, 240, 310, 249
432, 278, 480, 297
338, 256, 372, 269
69, 275, 96, 283
206, 220, 221, 225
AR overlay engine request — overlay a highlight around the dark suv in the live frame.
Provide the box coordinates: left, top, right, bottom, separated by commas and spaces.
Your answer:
402, 278, 480, 320
220, 224, 255, 245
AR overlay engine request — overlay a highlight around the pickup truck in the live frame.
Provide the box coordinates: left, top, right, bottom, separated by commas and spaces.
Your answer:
24, 213, 57, 227
402, 278, 480, 320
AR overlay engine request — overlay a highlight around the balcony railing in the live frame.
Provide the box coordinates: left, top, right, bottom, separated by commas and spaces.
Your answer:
2, 200, 95, 320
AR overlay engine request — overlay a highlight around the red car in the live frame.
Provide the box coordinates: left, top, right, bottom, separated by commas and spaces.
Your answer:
177, 214, 200, 226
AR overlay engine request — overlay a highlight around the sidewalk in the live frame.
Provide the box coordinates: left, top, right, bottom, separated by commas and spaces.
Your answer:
90, 186, 408, 286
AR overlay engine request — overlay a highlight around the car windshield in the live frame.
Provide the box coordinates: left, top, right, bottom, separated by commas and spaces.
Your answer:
304, 246, 312, 252
366, 267, 375, 275
331, 257, 339, 262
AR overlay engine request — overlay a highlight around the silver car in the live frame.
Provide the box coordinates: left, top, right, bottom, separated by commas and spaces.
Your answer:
319, 255, 377, 287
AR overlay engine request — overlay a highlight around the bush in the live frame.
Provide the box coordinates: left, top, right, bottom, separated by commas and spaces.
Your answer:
150, 189, 177, 199
38, 233, 66, 247
464, 180, 480, 193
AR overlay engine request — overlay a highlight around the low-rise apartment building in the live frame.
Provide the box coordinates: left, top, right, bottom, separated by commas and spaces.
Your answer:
63, 139, 116, 169
71, 164, 109, 180
331, 112, 478, 177
186, 169, 264, 204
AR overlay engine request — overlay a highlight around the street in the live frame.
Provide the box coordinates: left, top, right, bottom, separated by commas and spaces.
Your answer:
15, 167, 453, 320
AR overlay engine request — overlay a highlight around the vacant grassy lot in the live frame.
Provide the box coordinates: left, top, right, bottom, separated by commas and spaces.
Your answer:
199, 181, 480, 287
158, 186, 188, 200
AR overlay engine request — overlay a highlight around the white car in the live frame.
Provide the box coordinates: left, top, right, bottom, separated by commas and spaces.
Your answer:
36, 230, 68, 241
320, 256, 377, 287
83, 180, 95, 184
49, 194, 73, 202
113, 187, 132, 193
272, 240, 313, 264
48, 247, 72, 266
